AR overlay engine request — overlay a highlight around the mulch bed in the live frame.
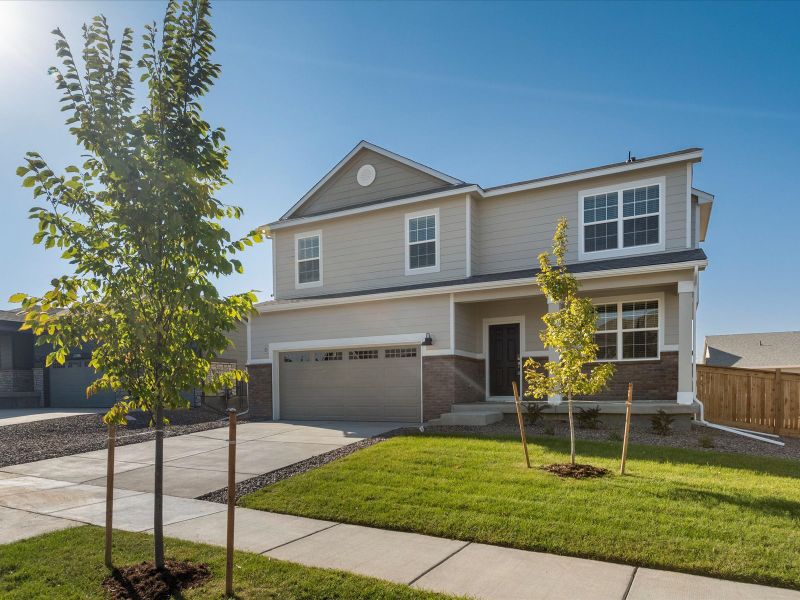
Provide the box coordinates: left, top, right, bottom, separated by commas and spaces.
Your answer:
0, 407, 237, 468
102, 560, 211, 600
543, 463, 610, 479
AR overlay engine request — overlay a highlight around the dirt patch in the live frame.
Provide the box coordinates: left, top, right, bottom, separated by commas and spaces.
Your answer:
102, 560, 210, 600
544, 463, 610, 479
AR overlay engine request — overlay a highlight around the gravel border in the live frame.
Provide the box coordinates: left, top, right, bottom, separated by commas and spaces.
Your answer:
418, 417, 800, 461
197, 427, 411, 504
0, 408, 243, 468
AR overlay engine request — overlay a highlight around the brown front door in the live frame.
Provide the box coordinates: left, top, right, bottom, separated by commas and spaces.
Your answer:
489, 323, 520, 397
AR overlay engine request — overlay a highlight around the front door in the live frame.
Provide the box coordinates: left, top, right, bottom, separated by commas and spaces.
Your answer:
489, 323, 520, 397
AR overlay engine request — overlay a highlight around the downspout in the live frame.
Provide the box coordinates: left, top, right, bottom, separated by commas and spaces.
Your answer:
690, 266, 785, 446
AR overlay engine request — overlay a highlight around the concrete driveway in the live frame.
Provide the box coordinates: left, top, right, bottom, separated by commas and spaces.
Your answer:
0, 408, 104, 427
1, 421, 406, 499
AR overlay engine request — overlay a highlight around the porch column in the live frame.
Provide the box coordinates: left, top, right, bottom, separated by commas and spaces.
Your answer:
547, 301, 562, 405
677, 280, 694, 405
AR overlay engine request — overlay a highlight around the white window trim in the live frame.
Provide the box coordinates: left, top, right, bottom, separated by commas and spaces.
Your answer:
482, 315, 525, 401
294, 230, 322, 289
405, 207, 440, 276
578, 176, 666, 261
591, 292, 665, 362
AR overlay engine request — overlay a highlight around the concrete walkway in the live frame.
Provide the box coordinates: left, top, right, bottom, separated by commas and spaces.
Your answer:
1, 422, 799, 599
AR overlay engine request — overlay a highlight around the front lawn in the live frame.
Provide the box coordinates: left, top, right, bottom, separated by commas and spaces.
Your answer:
241, 434, 800, 590
0, 526, 455, 599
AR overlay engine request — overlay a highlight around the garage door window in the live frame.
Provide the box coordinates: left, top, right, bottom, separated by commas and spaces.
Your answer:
349, 349, 379, 360
283, 352, 311, 363
314, 351, 342, 361
385, 348, 417, 358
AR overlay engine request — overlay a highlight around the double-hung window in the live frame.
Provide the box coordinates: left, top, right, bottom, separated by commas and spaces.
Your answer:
295, 231, 322, 288
405, 208, 439, 275
579, 178, 665, 259
594, 299, 660, 361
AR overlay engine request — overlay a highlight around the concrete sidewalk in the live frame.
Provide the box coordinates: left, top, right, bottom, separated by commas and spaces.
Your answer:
0, 473, 798, 599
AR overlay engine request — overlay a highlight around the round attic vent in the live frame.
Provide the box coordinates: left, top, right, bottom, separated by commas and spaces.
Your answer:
357, 164, 376, 187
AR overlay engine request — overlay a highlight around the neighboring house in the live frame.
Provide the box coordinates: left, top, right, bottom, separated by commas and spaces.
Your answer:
0, 308, 248, 409
246, 141, 714, 423
704, 332, 800, 374
0, 309, 42, 408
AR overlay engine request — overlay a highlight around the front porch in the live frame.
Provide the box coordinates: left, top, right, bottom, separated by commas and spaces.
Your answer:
427, 269, 698, 422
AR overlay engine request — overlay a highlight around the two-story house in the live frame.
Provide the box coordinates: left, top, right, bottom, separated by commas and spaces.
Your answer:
246, 141, 713, 423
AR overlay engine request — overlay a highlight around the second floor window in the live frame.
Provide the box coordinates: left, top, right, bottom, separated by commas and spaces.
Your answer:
405, 208, 439, 275
580, 178, 664, 259
295, 231, 322, 287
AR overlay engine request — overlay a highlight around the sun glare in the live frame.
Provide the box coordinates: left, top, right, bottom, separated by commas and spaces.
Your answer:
0, 2, 25, 58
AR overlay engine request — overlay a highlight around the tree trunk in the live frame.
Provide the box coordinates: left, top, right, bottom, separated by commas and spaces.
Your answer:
154, 404, 165, 569
567, 392, 576, 466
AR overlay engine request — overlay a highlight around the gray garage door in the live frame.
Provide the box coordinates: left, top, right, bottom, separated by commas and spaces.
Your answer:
49, 362, 119, 408
279, 346, 421, 422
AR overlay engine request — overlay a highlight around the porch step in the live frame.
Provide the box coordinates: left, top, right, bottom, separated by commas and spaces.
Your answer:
430, 409, 504, 426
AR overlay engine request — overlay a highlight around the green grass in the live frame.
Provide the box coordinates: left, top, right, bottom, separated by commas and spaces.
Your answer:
241, 433, 800, 590
0, 526, 456, 599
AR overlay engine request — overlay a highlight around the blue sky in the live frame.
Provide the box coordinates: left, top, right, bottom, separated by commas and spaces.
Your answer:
1, 1, 798, 347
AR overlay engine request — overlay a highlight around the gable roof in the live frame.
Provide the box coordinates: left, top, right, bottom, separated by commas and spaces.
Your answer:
268, 146, 704, 231
705, 331, 800, 370
280, 141, 464, 221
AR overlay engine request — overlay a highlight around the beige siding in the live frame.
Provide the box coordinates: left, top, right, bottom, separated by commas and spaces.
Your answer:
275, 195, 467, 299
454, 286, 679, 355
293, 149, 449, 218
475, 164, 689, 275
454, 297, 548, 355
469, 194, 479, 275
218, 321, 247, 366
250, 295, 451, 361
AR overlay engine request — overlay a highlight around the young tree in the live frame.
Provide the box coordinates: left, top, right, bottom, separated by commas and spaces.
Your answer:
11, 0, 260, 568
524, 218, 614, 466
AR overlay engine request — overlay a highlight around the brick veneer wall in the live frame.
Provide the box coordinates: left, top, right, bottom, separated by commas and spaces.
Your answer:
589, 351, 678, 401
422, 355, 485, 421
247, 363, 273, 420
0, 369, 34, 393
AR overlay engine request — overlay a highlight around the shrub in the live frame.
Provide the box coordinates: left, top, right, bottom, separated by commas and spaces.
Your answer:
576, 407, 602, 429
651, 410, 675, 436
698, 434, 716, 448
543, 422, 556, 435
607, 431, 623, 442
523, 401, 548, 426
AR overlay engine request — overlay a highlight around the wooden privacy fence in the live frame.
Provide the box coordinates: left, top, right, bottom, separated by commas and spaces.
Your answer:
696, 365, 800, 437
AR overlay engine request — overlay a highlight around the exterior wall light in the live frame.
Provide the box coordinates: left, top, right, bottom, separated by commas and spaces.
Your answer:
422, 333, 433, 346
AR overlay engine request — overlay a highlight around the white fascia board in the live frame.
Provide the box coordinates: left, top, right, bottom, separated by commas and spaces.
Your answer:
255, 258, 708, 314
692, 188, 715, 204
269, 185, 482, 231
280, 141, 463, 221
268, 333, 427, 352
482, 150, 703, 198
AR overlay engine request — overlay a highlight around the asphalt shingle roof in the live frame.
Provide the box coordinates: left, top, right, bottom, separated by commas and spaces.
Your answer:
705, 332, 800, 370
257, 248, 707, 306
